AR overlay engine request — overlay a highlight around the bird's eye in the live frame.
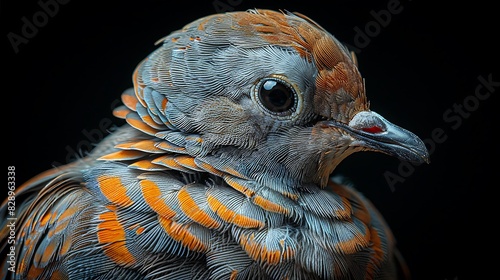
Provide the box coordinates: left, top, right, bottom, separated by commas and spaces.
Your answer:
254, 77, 298, 117
259, 80, 294, 112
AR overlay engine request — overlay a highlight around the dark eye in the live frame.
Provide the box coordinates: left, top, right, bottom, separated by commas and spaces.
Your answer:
257, 78, 296, 114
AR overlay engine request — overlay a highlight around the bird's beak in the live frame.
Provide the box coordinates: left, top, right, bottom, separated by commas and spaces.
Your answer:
341, 111, 430, 164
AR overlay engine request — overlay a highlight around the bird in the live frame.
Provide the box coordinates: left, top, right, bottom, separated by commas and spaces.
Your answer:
1, 8, 429, 280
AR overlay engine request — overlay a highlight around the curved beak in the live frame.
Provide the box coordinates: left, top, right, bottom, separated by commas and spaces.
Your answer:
344, 111, 430, 164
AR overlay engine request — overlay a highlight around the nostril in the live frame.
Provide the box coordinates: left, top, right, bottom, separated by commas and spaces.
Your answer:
361, 126, 385, 133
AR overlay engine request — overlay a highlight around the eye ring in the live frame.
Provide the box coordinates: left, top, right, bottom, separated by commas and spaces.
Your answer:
252, 76, 302, 120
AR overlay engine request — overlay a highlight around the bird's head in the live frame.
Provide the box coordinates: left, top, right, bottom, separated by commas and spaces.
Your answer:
114, 9, 429, 188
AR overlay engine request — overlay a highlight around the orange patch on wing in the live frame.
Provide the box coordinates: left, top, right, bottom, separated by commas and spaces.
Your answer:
151, 155, 190, 172
27, 266, 44, 279
140, 114, 164, 129
59, 236, 72, 256
47, 204, 79, 236
39, 239, 57, 264
174, 155, 204, 172
128, 223, 139, 230
223, 176, 255, 197
136, 227, 145, 235
132, 59, 147, 107
253, 195, 289, 215
39, 212, 52, 227
352, 204, 371, 225
239, 233, 294, 265
364, 226, 385, 279
178, 187, 220, 229
24, 218, 33, 231
127, 223, 145, 235
333, 225, 370, 255
185, 135, 202, 143
233, 214, 263, 229
52, 219, 71, 237
18, 251, 29, 274
98, 150, 145, 161
127, 117, 160, 136
155, 141, 186, 153
58, 206, 78, 221
207, 195, 263, 229
129, 159, 167, 171
230, 270, 238, 280
113, 105, 132, 119
140, 179, 177, 218
370, 227, 384, 263
97, 211, 136, 266
334, 197, 353, 220
161, 98, 168, 111
122, 91, 139, 111
97, 175, 134, 207
49, 270, 66, 280
24, 236, 31, 247
329, 181, 370, 224
196, 161, 225, 177
116, 139, 163, 153
328, 180, 348, 196
157, 216, 207, 252
222, 167, 247, 179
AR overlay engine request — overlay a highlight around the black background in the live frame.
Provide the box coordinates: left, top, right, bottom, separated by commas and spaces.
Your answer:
2, 0, 498, 279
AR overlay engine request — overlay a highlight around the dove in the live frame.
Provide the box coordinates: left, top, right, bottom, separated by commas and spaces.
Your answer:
1, 8, 429, 280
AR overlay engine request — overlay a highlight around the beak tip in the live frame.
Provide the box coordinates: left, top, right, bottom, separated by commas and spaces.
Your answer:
414, 139, 431, 164
423, 153, 431, 164
418, 155, 431, 165
406, 139, 430, 165
397, 149, 430, 165
424, 155, 431, 164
